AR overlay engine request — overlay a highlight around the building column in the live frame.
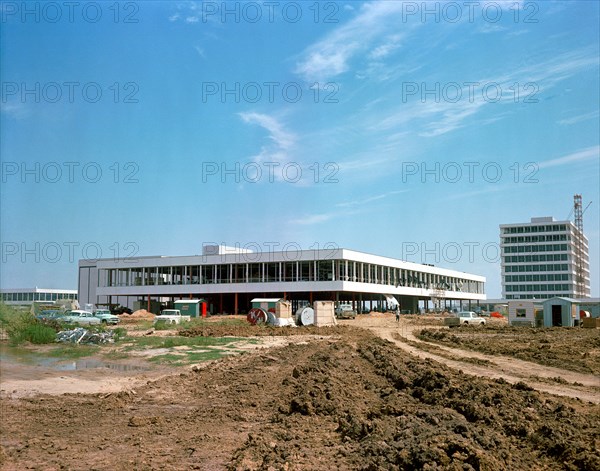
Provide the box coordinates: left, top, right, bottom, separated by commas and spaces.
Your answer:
234, 292, 238, 315
219, 293, 223, 314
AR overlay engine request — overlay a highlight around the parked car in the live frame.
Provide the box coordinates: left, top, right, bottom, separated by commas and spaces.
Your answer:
60, 310, 101, 325
153, 309, 191, 325
444, 311, 486, 327
35, 310, 64, 321
335, 303, 357, 319
94, 309, 120, 325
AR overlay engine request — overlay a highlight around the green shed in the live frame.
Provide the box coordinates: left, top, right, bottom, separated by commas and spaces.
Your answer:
174, 299, 207, 318
251, 298, 282, 312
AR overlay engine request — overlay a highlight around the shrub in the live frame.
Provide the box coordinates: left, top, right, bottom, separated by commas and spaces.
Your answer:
14, 323, 57, 344
0, 303, 57, 345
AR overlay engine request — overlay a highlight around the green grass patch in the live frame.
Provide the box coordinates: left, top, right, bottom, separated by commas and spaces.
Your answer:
148, 349, 228, 366
45, 345, 99, 358
0, 303, 57, 345
187, 317, 248, 328
103, 350, 131, 360
124, 335, 248, 350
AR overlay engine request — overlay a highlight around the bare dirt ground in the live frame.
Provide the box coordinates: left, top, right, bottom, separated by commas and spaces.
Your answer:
1, 315, 599, 470
346, 314, 600, 404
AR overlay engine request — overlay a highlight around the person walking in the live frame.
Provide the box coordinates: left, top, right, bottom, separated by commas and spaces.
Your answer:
395, 306, 400, 322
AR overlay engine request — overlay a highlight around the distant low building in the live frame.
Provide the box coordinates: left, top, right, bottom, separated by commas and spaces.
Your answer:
1, 287, 78, 307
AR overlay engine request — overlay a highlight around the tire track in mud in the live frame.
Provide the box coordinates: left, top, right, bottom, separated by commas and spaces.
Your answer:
368, 326, 600, 404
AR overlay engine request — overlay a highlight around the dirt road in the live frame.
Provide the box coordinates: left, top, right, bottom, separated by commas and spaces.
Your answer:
343, 314, 600, 404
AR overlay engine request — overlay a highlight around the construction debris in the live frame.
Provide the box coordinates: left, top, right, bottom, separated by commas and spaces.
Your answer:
56, 328, 115, 344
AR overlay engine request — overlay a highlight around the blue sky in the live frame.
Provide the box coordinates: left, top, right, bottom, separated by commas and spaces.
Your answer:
1, 0, 599, 298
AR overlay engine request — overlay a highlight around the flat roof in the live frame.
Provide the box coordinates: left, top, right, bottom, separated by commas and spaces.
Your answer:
0, 288, 77, 293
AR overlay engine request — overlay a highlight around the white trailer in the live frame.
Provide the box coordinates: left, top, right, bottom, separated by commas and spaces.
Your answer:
508, 301, 535, 327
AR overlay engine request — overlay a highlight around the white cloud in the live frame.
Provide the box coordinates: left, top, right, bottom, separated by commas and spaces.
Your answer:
295, 213, 336, 226
537, 146, 600, 170
336, 190, 408, 208
558, 110, 599, 126
238, 113, 297, 178
1, 102, 29, 120
370, 49, 598, 138
194, 45, 206, 58
294, 2, 414, 83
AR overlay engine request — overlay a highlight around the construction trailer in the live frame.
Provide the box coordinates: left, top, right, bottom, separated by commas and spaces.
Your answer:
508, 301, 537, 327
174, 299, 207, 318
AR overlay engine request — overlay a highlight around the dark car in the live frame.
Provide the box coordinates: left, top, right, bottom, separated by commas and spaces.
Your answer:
36, 310, 63, 321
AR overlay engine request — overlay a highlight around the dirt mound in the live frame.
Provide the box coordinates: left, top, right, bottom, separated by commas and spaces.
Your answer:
1, 329, 598, 470
418, 327, 600, 375
231, 333, 600, 470
119, 309, 156, 323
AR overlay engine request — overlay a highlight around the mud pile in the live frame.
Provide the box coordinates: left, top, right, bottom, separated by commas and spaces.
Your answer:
418, 327, 600, 375
1, 329, 598, 470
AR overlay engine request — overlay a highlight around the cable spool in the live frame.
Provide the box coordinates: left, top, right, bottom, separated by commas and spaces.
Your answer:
295, 306, 314, 326
247, 308, 268, 325
266, 311, 277, 325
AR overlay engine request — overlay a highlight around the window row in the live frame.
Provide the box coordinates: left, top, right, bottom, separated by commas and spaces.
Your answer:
502, 234, 568, 244
505, 284, 570, 292
1, 292, 77, 302
502, 224, 568, 234
503, 244, 568, 254
506, 294, 569, 300
505, 274, 570, 282
504, 254, 568, 263
98, 260, 484, 293
504, 264, 568, 273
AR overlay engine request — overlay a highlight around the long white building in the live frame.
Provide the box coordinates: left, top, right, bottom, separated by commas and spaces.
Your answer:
500, 217, 590, 300
0, 288, 78, 307
79, 245, 486, 314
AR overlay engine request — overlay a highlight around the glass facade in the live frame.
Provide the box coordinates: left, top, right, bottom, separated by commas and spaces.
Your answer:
1, 291, 77, 303
97, 259, 484, 294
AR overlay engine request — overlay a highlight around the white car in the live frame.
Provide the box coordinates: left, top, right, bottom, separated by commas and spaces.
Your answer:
335, 303, 356, 319
153, 309, 191, 325
60, 310, 101, 325
94, 309, 120, 325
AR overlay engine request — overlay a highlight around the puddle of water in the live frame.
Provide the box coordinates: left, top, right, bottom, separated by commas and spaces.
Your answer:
0, 344, 149, 372
54, 359, 149, 371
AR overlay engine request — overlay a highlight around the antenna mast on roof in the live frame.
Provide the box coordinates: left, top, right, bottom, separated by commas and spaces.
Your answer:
573, 194, 585, 298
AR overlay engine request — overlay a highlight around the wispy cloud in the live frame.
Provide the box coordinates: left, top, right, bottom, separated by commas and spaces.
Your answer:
238, 112, 296, 173
294, 2, 416, 83
537, 146, 600, 169
1, 102, 29, 120
295, 213, 337, 226
558, 110, 599, 126
369, 48, 598, 138
336, 190, 408, 208
194, 45, 206, 58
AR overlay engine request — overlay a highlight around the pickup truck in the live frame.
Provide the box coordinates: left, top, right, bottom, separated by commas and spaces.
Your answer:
335, 303, 357, 319
94, 309, 120, 325
153, 309, 191, 325
60, 310, 101, 326
444, 311, 487, 327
